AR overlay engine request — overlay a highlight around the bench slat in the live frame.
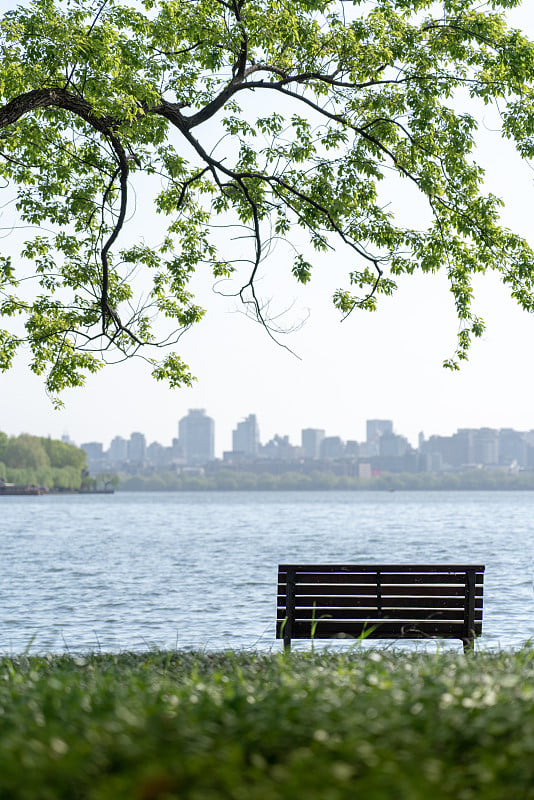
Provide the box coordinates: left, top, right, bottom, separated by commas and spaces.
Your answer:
279, 564, 485, 573
279, 572, 483, 585
277, 595, 483, 609
278, 583, 482, 597
277, 620, 482, 639
277, 608, 482, 622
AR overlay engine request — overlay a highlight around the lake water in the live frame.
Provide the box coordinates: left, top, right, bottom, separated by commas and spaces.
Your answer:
1, 490, 533, 654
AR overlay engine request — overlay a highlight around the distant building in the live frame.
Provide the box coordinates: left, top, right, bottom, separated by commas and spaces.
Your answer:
179, 409, 214, 465
222, 450, 248, 464
108, 436, 128, 464
320, 436, 344, 460
454, 429, 476, 466
367, 419, 393, 443
261, 435, 299, 460
81, 441, 103, 461
421, 429, 474, 469
301, 428, 325, 460
365, 420, 393, 456
232, 414, 260, 458
170, 437, 185, 463
345, 440, 360, 459
379, 433, 410, 458
499, 428, 527, 468
524, 431, 534, 468
419, 450, 444, 473
420, 428, 499, 469
473, 428, 499, 466
128, 432, 146, 465
421, 434, 454, 468
146, 441, 169, 467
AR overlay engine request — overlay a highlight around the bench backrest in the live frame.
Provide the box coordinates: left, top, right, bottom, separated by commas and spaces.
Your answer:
277, 564, 484, 651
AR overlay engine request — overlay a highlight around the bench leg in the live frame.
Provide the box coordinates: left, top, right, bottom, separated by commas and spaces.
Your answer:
463, 636, 474, 654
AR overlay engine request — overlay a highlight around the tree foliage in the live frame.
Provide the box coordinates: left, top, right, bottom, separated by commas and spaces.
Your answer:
0, 430, 86, 487
117, 467, 534, 491
2, 0, 534, 399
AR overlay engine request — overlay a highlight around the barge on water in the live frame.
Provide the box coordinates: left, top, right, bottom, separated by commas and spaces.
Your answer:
0, 482, 114, 496
0, 482, 46, 495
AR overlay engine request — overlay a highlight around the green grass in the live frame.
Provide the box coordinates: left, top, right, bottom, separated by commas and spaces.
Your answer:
1, 647, 534, 799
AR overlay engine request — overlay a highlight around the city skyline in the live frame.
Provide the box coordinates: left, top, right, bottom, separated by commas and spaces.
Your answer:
76, 412, 534, 465
74, 413, 534, 485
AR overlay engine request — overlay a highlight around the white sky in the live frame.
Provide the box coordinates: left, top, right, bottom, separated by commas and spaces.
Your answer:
2, 2, 534, 456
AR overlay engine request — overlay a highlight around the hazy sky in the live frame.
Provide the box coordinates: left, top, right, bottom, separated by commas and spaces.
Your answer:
2, 2, 534, 456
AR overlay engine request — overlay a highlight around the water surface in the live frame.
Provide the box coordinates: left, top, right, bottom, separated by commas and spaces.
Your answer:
1, 491, 532, 653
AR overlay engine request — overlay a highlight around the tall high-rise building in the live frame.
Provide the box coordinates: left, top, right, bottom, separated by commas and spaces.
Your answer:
364, 419, 394, 458
454, 429, 475, 466
128, 432, 146, 465
108, 435, 128, 463
366, 419, 393, 443
232, 414, 260, 457
178, 409, 214, 465
301, 428, 325, 460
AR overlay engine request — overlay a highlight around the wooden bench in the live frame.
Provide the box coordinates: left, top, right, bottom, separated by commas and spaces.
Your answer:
277, 564, 484, 653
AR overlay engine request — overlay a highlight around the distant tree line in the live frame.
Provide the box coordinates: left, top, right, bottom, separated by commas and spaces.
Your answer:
0, 432, 86, 489
118, 469, 534, 492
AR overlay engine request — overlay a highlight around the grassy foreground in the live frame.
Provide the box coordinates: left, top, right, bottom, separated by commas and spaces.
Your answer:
2, 648, 534, 800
